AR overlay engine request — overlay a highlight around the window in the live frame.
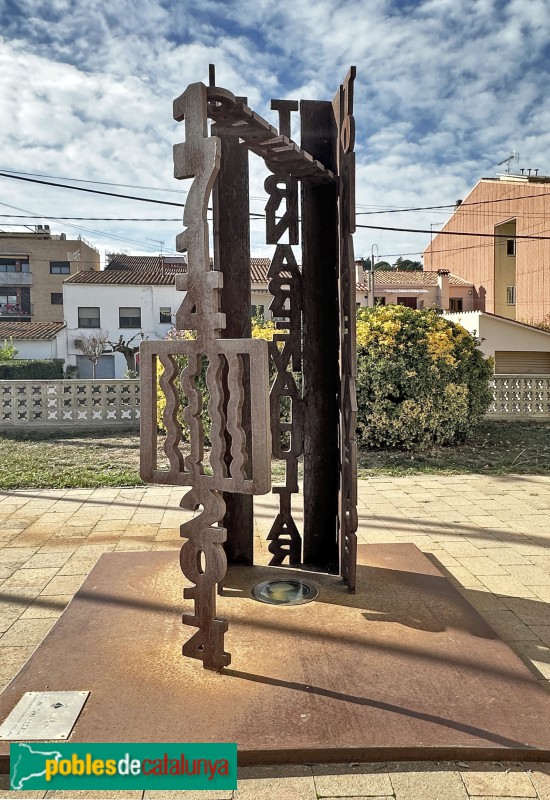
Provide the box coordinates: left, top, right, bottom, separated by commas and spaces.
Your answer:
251, 304, 265, 319
0, 292, 19, 315
51, 293, 63, 305
78, 306, 100, 327
159, 307, 172, 324
506, 239, 516, 257
374, 297, 386, 306
119, 306, 141, 328
449, 298, 463, 312
50, 261, 71, 274
0, 262, 16, 273
397, 297, 418, 309
506, 286, 516, 305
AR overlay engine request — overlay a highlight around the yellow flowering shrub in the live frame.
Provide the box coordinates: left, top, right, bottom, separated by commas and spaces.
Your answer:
356, 305, 493, 449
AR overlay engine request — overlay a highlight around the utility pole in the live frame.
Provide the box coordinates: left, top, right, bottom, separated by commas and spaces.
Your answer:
368, 244, 378, 307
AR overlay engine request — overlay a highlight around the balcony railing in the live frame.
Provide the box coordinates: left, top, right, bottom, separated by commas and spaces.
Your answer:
0, 273, 32, 287
0, 303, 33, 318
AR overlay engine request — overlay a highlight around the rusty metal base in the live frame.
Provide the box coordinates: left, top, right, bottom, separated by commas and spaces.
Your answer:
1, 544, 550, 769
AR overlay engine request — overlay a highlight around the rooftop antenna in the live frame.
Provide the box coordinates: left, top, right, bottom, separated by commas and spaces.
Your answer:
146, 238, 165, 275
497, 150, 520, 174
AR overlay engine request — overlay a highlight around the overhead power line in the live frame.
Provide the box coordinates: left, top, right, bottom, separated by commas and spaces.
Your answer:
0, 171, 187, 207
0, 173, 265, 218
5, 170, 550, 243
0, 200, 175, 251
0, 168, 189, 195
0, 215, 182, 221
356, 189, 550, 215
357, 224, 550, 241
4, 169, 550, 219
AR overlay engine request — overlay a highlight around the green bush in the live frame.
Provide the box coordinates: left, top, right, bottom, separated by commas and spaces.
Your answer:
0, 338, 17, 360
0, 359, 64, 380
355, 306, 493, 450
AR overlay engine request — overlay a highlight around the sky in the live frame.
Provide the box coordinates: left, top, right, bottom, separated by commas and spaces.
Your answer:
1, 0, 549, 267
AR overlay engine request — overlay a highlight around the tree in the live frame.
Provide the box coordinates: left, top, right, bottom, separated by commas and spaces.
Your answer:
106, 332, 146, 376
393, 257, 423, 271
0, 337, 18, 360
355, 305, 493, 449
373, 260, 393, 271
77, 331, 108, 379
525, 314, 550, 332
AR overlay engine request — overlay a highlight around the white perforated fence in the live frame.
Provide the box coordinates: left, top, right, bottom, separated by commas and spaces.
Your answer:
1, 375, 549, 431
0, 380, 140, 430
487, 375, 550, 418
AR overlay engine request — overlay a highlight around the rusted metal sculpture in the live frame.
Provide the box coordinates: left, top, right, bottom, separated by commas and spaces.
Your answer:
335, 69, 359, 591
140, 68, 358, 671
264, 111, 304, 566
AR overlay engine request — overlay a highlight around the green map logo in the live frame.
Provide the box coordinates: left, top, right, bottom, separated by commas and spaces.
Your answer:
10, 742, 237, 790
11, 743, 64, 790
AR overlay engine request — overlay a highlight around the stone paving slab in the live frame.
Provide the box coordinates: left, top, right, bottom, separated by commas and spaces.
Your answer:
0, 476, 549, 798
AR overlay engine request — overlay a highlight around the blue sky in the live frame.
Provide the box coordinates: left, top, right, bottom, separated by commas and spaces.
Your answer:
1, 0, 549, 265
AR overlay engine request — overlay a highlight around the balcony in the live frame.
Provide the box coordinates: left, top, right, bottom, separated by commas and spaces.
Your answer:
0, 273, 32, 287
0, 303, 33, 319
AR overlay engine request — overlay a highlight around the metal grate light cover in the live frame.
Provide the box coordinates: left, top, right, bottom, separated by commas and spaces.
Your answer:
252, 578, 319, 605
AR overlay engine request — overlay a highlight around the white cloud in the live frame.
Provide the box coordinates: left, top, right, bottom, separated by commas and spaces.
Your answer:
0, 0, 549, 263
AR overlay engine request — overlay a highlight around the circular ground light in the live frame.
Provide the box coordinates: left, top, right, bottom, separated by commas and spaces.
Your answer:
251, 578, 319, 606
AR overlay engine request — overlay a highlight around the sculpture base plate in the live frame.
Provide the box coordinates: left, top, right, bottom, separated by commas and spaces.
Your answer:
1, 544, 550, 769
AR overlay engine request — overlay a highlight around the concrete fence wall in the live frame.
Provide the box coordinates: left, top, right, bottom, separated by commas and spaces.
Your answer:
0, 379, 140, 430
1, 375, 549, 432
487, 374, 550, 418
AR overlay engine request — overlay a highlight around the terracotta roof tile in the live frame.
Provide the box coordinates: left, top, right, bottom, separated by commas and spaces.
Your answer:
0, 321, 65, 340
67, 259, 473, 290
105, 254, 187, 271
64, 269, 180, 286
356, 270, 473, 290
250, 258, 272, 283
69, 258, 276, 285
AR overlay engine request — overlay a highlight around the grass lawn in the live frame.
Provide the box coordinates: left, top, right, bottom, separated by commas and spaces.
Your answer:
359, 419, 550, 477
0, 431, 143, 489
0, 420, 549, 489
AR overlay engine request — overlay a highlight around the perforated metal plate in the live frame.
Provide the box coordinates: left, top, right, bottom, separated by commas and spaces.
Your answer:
0, 691, 89, 740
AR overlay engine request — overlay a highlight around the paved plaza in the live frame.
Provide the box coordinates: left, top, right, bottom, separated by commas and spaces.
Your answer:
0, 474, 549, 799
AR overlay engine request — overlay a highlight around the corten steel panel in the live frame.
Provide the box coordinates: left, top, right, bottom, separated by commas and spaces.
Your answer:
1, 545, 550, 769
140, 338, 271, 494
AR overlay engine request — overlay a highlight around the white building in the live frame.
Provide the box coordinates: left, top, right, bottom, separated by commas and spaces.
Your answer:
356, 268, 474, 311
0, 321, 67, 361
63, 268, 182, 378
444, 311, 550, 374
64, 256, 283, 377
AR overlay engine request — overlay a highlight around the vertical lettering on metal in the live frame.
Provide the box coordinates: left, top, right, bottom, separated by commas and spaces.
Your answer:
264, 142, 303, 566
333, 68, 358, 592
140, 82, 271, 670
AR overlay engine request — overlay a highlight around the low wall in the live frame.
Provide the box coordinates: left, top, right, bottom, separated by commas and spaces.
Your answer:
1, 375, 549, 432
487, 374, 550, 419
0, 379, 140, 430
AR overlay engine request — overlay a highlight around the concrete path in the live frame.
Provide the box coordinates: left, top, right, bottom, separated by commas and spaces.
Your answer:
0, 474, 549, 799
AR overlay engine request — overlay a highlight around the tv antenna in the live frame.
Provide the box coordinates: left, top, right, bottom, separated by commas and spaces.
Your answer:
146, 238, 164, 255
497, 150, 520, 174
